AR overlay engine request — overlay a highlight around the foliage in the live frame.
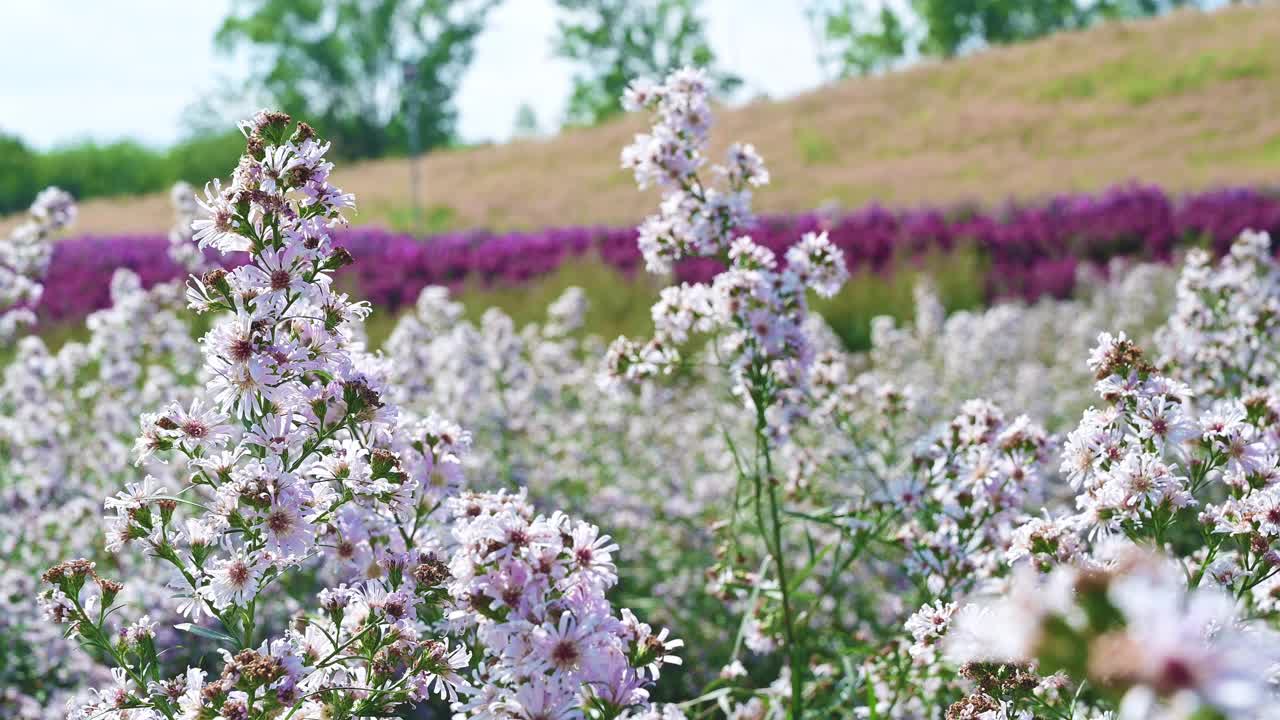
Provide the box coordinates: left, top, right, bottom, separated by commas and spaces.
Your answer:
552, 0, 739, 126
214, 0, 496, 159
0, 135, 39, 216
809, 0, 909, 77
512, 101, 541, 138
810, 0, 1204, 78
0, 131, 244, 215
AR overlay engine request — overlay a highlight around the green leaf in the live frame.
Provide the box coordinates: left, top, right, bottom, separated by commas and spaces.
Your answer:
175, 622, 238, 646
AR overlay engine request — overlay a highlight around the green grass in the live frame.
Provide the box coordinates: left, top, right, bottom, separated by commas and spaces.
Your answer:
813, 248, 987, 350
363, 257, 665, 347
360, 202, 459, 234
1195, 132, 1280, 169
1040, 74, 1098, 101
364, 249, 988, 352
1120, 52, 1265, 105
1039, 49, 1271, 106
0, 322, 90, 366
794, 127, 840, 166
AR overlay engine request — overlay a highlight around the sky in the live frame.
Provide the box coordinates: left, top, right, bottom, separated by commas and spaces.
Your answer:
0, 1, 825, 150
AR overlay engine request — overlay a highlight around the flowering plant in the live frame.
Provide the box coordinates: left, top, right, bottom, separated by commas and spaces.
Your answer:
12, 61, 1280, 720
1, 186, 76, 339
38, 111, 676, 720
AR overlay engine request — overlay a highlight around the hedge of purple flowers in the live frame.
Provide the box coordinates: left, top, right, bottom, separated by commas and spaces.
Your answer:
33, 183, 1280, 325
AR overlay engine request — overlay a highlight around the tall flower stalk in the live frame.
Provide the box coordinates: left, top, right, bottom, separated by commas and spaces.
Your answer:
607, 68, 849, 718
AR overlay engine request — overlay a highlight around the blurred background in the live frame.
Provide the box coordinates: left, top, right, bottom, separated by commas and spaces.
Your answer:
2, 0, 1272, 348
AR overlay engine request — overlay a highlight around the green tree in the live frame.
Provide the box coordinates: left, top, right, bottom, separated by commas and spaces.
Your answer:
915, 0, 1091, 58
512, 102, 540, 138
809, 1, 908, 78
214, 0, 496, 159
553, 0, 740, 127
38, 141, 168, 202
810, 0, 1202, 78
0, 134, 39, 215
166, 130, 251, 186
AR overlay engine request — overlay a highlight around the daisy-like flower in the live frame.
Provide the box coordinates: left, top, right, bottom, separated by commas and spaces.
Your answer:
564, 522, 619, 590
191, 447, 247, 483
904, 600, 957, 663
244, 411, 296, 455
169, 397, 233, 450
182, 518, 216, 549
1245, 488, 1280, 538
177, 667, 207, 720
121, 615, 157, 645
237, 244, 306, 301
506, 674, 579, 720
621, 608, 685, 680
207, 357, 272, 420
301, 180, 356, 213
104, 475, 167, 513
312, 437, 370, 483
261, 497, 314, 560
535, 614, 591, 677
1110, 452, 1179, 510
202, 548, 264, 610
1220, 425, 1269, 477
133, 412, 170, 465
409, 640, 474, 703
1131, 394, 1199, 450
258, 144, 296, 194
192, 179, 249, 253
1201, 404, 1248, 440
582, 650, 651, 709
203, 311, 258, 365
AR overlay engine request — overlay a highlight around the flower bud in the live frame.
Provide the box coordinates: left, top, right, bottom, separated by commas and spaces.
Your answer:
97, 577, 124, 607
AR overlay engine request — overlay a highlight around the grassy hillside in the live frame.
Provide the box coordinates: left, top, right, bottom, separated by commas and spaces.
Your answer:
8, 4, 1280, 235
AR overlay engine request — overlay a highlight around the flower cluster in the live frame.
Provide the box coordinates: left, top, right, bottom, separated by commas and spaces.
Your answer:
34, 111, 676, 720
1, 263, 200, 719
445, 489, 682, 718
26, 181, 1280, 328
948, 548, 1280, 720
166, 181, 214, 273
383, 281, 734, 699
928, 236, 1280, 719
16, 64, 1280, 720
620, 69, 764, 273
608, 67, 849, 441
1156, 229, 1280, 399
608, 68, 857, 718
0, 186, 75, 338
865, 260, 1177, 428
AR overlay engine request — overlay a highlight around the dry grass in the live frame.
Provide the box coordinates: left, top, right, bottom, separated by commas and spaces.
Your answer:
8, 4, 1280, 236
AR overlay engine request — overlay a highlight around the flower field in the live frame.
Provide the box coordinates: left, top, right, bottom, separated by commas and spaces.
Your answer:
29, 184, 1280, 330
5, 68, 1280, 720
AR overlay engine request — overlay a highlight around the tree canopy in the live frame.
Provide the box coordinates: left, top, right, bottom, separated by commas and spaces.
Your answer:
552, 0, 740, 127
214, 0, 496, 158
810, 0, 1204, 79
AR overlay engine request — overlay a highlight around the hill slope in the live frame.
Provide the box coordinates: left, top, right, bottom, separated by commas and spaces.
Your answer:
16, 4, 1280, 234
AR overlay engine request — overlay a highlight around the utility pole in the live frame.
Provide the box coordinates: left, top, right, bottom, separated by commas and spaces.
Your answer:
403, 62, 422, 232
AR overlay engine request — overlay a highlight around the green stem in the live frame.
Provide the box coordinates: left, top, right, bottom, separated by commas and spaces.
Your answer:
752, 378, 803, 719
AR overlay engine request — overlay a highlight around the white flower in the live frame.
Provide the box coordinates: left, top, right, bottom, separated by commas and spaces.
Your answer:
202, 548, 264, 610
